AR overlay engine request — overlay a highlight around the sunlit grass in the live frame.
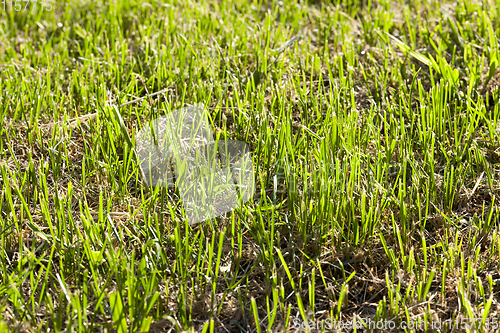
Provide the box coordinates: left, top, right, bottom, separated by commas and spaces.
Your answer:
1, 0, 500, 331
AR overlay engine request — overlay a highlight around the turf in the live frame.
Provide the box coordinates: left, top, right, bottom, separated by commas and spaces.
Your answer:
1, 0, 500, 332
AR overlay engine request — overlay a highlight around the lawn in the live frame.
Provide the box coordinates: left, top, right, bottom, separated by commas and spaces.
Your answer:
1, 0, 500, 331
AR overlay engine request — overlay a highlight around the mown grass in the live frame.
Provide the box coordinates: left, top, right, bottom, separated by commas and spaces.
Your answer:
1, 0, 500, 332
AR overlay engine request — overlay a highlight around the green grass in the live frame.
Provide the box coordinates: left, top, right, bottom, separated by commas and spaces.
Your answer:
1, 0, 500, 331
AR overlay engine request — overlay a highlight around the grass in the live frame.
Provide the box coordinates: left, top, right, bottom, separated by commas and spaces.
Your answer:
1, 0, 500, 331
